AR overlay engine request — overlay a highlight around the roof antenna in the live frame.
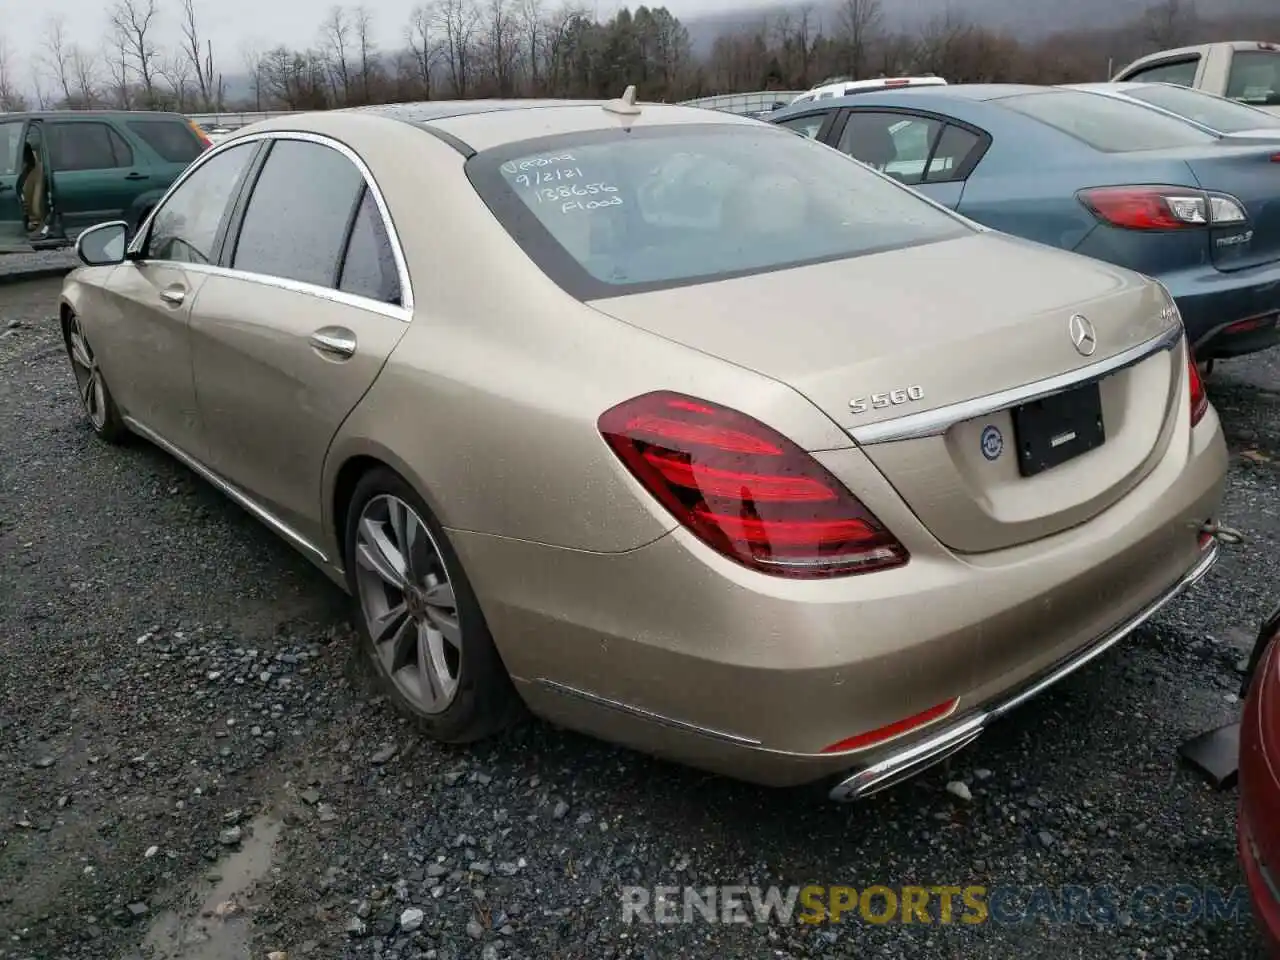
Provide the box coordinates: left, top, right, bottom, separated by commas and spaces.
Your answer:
603, 85, 642, 116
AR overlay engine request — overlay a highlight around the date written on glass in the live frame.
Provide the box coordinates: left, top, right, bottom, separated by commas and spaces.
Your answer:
513, 167, 591, 186
501, 154, 576, 175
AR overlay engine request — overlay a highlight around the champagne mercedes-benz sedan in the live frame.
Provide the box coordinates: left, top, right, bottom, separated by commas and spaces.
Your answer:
58, 92, 1228, 800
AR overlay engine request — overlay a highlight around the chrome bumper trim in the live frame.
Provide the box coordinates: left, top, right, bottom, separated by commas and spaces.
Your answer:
829, 541, 1220, 802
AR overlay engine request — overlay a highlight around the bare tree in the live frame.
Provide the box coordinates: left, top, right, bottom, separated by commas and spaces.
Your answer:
105, 27, 133, 108
1144, 0, 1199, 49
482, 0, 521, 95
179, 0, 217, 109
519, 0, 544, 93
0, 37, 28, 111
435, 0, 480, 97
836, 0, 881, 79
160, 52, 194, 109
109, 0, 161, 106
539, 2, 583, 95
71, 47, 101, 106
407, 4, 440, 98
41, 17, 76, 105
241, 43, 265, 111
321, 6, 354, 104
353, 6, 377, 104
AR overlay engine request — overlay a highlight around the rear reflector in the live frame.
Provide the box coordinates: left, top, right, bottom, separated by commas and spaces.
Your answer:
1188, 353, 1209, 427
599, 391, 909, 578
1225, 316, 1269, 334
821, 698, 959, 753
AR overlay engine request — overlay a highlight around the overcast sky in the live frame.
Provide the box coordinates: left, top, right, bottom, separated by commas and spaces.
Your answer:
5, 0, 770, 95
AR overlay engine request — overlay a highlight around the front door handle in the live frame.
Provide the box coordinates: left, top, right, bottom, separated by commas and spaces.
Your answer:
124, 172, 150, 181
159, 286, 186, 306
309, 327, 357, 360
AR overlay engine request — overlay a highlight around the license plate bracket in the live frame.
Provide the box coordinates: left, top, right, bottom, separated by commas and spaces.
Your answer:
1011, 382, 1106, 478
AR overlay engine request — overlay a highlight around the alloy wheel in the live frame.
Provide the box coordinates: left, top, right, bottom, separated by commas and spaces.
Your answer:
353, 494, 462, 714
66, 315, 107, 431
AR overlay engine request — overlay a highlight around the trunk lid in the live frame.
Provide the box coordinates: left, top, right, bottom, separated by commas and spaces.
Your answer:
589, 232, 1184, 554
1181, 143, 1280, 270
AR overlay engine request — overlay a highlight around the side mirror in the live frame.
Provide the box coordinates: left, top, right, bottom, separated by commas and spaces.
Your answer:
76, 221, 130, 267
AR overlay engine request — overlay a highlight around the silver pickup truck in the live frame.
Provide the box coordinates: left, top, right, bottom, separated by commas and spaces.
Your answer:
1112, 40, 1280, 115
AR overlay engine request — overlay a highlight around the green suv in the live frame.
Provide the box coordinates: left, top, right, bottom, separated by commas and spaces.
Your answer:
0, 111, 210, 253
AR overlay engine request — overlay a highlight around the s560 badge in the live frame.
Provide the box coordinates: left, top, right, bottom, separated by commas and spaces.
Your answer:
850, 385, 924, 415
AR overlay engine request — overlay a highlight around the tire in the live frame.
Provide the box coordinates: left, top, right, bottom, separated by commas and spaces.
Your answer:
343, 467, 522, 742
62, 311, 128, 444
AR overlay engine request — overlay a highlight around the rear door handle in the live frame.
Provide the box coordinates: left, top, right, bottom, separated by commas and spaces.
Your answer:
309, 327, 357, 359
159, 286, 186, 306
124, 172, 149, 181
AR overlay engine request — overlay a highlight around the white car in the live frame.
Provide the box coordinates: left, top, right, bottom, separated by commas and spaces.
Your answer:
1112, 41, 1280, 115
788, 76, 947, 107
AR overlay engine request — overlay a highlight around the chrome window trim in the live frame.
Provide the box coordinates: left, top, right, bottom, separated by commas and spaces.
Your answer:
147, 260, 411, 322
127, 128, 415, 321
848, 321, 1183, 445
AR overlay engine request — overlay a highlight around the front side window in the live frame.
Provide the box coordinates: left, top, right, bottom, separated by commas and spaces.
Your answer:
1126, 83, 1280, 133
146, 142, 256, 264
999, 89, 1218, 152
1124, 58, 1199, 87
1226, 51, 1280, 107
231, 139, 365, 288
467, 124, 972, 300
47, 122, 133, 171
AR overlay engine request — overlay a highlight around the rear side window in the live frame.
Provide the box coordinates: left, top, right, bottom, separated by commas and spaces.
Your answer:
128, 119, 204, 163
776, 114, 825, 139
0, 122, 22, 176
999, 90, 1218, 152
467, 124, 972, 299
232, 139, 365, 288
1122, 58, 1199, 87
1226, 51, 1280, 107
1126, 84, 1280, 133
47, 122, 134, 171
338, 187, 401, 304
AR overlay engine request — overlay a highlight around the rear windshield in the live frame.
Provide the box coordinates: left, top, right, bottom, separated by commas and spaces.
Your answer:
999, 90, 1218, 152
466, 124, 971, 299
127, 119, 204, 163
1226, 50, 1280, 107
1125, 84, 1280, 133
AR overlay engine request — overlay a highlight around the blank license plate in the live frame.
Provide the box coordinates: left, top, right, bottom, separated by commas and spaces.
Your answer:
1011, 382, 1106, 478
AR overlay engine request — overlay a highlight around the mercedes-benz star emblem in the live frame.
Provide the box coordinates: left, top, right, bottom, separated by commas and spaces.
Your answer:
1068, 314, 1097, 357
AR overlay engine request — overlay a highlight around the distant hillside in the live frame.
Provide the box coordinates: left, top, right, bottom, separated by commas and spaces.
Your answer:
683, 0, 1279, 54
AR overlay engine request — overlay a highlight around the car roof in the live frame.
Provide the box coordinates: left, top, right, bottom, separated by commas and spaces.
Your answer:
249, 98, 764, 154
1, 110, 191, 121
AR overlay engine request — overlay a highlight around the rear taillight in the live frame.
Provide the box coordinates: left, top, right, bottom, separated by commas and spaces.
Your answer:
598, 391, 909, 578
1188, 353, 1209, 427
1079, 186, 1247, 230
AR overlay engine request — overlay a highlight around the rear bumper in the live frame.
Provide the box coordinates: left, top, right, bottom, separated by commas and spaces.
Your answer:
451, 404, 1227, 790
1158, 259, 1280, 359
830, 542, 1217, 800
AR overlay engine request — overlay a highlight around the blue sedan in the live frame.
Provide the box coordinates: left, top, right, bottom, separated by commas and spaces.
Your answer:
770, 84, 1280, 359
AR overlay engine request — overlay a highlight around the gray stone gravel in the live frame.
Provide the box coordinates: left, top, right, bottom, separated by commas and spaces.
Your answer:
0, 277, 1276, 959
0, 249, 79, 284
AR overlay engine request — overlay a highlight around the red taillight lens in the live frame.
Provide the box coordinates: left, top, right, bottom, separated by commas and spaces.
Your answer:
1079, 186, 1211, 230
821, 697, 959, 753
1188, 354, 1208, 427
598, 391, 909, 578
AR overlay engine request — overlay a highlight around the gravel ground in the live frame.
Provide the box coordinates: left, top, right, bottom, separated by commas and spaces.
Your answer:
0, 250, 79, 284
1, 276, 1278, 960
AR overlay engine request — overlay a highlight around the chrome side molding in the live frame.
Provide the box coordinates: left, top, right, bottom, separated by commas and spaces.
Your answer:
122, 415, 330, 565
